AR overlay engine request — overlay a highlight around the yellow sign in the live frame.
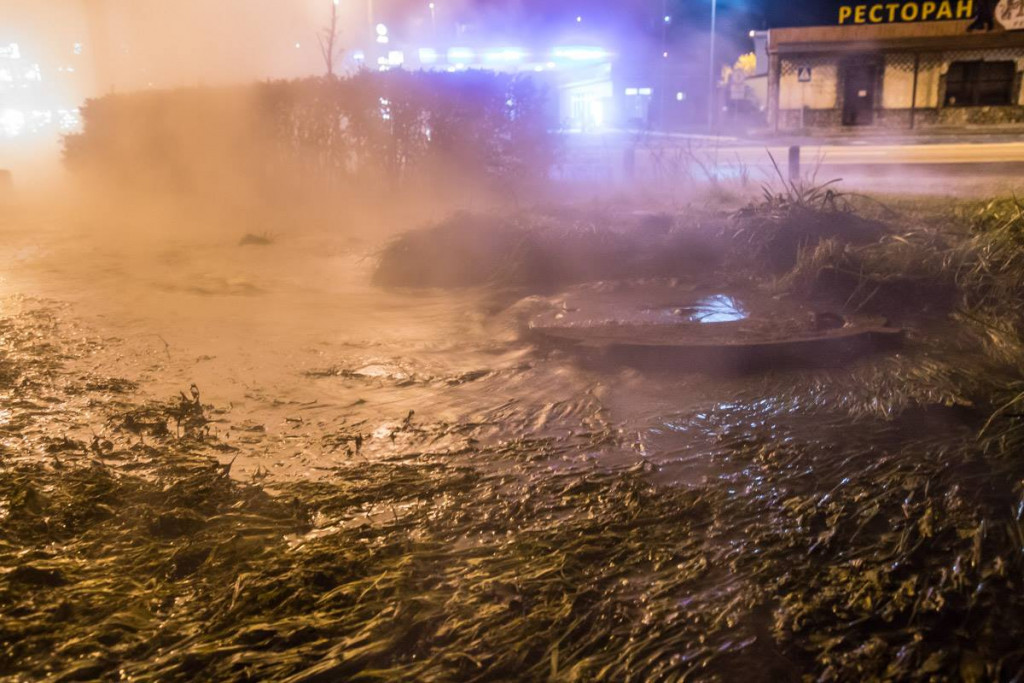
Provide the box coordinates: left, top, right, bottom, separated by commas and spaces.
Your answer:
838, 0, 973, 24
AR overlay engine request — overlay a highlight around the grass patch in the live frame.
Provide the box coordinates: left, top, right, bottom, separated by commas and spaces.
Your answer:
4, 400, 1024, 680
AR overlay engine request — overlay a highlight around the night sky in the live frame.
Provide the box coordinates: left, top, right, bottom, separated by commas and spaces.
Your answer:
387, 0, 853, 61
379, 0, 846, 40
514, 0, 849, 60
504, 0, 845, 33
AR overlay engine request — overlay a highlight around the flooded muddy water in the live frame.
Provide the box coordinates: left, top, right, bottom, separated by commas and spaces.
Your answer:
5, 204, 1023, 681
0, 207, 972, 485
0, 210, 611, 477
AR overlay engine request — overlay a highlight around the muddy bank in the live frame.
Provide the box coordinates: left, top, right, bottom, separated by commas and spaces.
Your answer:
372, 191, 890, 291
372, 210, 726, 290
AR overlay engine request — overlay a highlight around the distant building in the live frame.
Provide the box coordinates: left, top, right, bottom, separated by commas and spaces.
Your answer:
0, 4, 89, 142
766, 1, 1024, 133
349, 0, 721, 132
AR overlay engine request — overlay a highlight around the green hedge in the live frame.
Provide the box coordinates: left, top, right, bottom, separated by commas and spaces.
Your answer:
63, 71, 555, 212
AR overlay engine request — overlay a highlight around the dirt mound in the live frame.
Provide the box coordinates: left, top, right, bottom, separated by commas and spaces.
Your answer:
373, 211, 725, 290
373, 213, 536, 288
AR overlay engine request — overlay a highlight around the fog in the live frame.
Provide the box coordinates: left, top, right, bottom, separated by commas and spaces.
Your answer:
2, 0, 358, 90
0, 0, 767, 199
0, 0, 364, 188
8, 2, 1024, 680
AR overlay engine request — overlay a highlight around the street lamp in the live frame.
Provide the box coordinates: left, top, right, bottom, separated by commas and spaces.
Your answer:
708, 0, 717, 130
660, 0, 668, 129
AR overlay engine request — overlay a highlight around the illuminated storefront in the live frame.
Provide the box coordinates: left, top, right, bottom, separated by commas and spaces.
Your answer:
767, 0, 1024, 132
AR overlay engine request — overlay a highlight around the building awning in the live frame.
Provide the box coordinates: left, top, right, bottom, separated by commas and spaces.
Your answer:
768, 21, 1024, 54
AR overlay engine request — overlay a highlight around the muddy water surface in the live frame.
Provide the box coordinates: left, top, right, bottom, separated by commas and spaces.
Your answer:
0, 205, 976, 485
0, 208, 644, 480
6, 203, 1023, 680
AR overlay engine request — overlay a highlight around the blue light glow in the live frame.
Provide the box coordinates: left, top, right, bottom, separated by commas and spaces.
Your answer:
418, 48, 438, 64
447, 47, 474, 63
551, 46, 608, 62
483, 48, 526, 63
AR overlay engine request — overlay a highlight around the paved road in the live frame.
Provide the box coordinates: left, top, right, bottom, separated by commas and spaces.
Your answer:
732, 141, 1024, 166
566, 132, 1024, 165
559, 134, 1024, 191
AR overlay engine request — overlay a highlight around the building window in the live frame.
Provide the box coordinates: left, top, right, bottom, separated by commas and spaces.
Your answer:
944, 60, 1016, 107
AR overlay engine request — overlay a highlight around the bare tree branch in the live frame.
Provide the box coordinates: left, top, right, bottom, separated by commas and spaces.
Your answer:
318, 1, 344, 78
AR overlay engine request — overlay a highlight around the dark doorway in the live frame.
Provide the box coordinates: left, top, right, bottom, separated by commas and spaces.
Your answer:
841, 60, 879, 126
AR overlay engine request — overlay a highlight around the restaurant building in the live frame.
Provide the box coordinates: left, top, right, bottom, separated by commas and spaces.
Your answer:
767, 0, 1024, 132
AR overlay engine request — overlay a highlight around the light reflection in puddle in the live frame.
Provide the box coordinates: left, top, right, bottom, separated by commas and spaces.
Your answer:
671, 294, 748, 324
354, 364, 402, 379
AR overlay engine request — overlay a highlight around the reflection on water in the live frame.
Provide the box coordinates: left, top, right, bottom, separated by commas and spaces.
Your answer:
672, 294, 748, 324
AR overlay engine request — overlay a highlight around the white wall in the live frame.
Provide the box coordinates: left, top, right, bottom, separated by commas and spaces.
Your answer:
779, 60, 837, 109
